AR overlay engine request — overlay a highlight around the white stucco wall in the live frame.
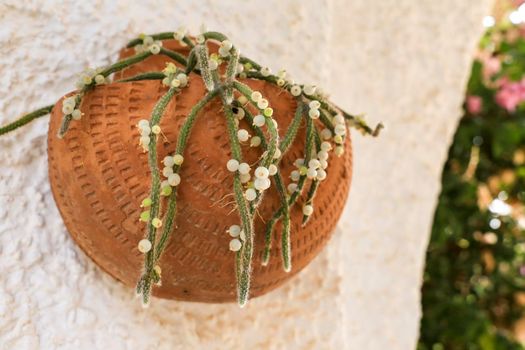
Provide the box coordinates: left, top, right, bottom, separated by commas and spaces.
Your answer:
0, 1, 492, 349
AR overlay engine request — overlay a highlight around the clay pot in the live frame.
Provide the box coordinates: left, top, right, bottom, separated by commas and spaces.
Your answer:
47, 40, 352, 303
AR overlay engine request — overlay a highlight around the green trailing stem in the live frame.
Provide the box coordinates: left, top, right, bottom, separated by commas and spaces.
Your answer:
222, 102, 254, 307
302, 125, 323, 226
263, 113, 315, 264
100, 51, 152, 77
140, 87, 178, 306
159, 47, 187, 66
240, 103, 292, 268
117, 72, 165, 83
0, 105, 54, 136
153, 89, 220, 262
184, 49, 197, 75
232, 81, 279, 163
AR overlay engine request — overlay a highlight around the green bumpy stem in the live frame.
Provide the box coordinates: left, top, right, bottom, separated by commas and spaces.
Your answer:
222, 101, 254, 308
117, 72, 165, 83
159, 47, 187, 66
263, 113, 314, 266
153, 89, 220, 262
195, 44, 215, 92
140, 87, 178, 306
0, 105, 54, 136
101, 51, 152, 77
261, 102, 304, 266
232, 81, 279, 164
245, 111, 290, 272
185, 48, 197, 75
301, 125, 323, 225
224, 48, 239, 104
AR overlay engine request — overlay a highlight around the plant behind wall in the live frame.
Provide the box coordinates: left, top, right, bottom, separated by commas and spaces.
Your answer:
419, 14, 525, 350
0, 28, 381, 307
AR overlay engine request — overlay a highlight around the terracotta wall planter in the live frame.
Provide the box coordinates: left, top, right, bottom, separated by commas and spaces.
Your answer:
47, 41, 353, 303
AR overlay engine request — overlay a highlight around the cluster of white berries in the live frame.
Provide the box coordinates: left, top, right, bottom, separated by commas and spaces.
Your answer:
173, 26, 187, 45
75, 67, 106, 90
332, 114, 347, 157
137, 197, 162, 253
250, 90, 276, 122
218, 40, 234, 57
233, 91, 278, 150
160, 153, 184, 196
227, 224, 245, 252
287, 140, 334, 217
137, 119, 154, 152
226, 159, 251, 184
308, 100, 321, 120
276, 69, 289, 87
135, 35, 163, 55
161, 62, 189, 88
62, 95, 82, 121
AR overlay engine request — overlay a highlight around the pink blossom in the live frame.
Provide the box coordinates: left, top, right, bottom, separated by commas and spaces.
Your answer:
483, 56, 501, 81
495, 78, 525, 112
513, 0, 525, 7
466, 95, 483, 114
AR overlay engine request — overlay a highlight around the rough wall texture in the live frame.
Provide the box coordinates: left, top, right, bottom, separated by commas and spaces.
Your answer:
0, 1, 492, 349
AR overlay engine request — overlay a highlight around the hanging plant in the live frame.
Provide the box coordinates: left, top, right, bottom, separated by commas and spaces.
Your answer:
0, 28, 382, 307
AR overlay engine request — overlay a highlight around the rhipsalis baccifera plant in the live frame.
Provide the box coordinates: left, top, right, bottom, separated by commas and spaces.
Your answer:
0, 27, 383, 307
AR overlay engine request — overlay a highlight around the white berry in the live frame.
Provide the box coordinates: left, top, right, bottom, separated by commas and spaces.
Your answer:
237, 129, 250, 142
162, 166, 174, 177
334, 124, 346, 136
307, 168, 317, 179
254, 178, 271, 191
290, 85, 302, 96
168, 173, 181, 186
302, 205, 314, 216
321, 141, 332, 151
245, 188, 257, 201
253, 114, 266, 127
138, 239, 152, 253
309, 100, 321, 109
309, 108, 320, 119
255, 166, 269, 179
321, 129, 332, 140
250, 136, 261, 147
238, 163, 250, 175
228, 225, 241, 237
229, 239, 242, 252
173, 154, 184, 165
304, 85, 317, 95
227, 159, 239, 172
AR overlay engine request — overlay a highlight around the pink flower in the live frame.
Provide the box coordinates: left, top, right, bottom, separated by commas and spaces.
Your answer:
495, 78, 525, 112
466, 95, 483, 114
513, 0, 525, 7
483, 56, 501, 81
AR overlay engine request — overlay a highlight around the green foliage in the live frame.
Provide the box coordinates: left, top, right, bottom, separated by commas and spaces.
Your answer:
419, 22, 525, 350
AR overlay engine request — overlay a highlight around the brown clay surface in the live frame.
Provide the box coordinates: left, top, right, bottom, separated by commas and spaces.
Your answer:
47, 41, 352, 303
